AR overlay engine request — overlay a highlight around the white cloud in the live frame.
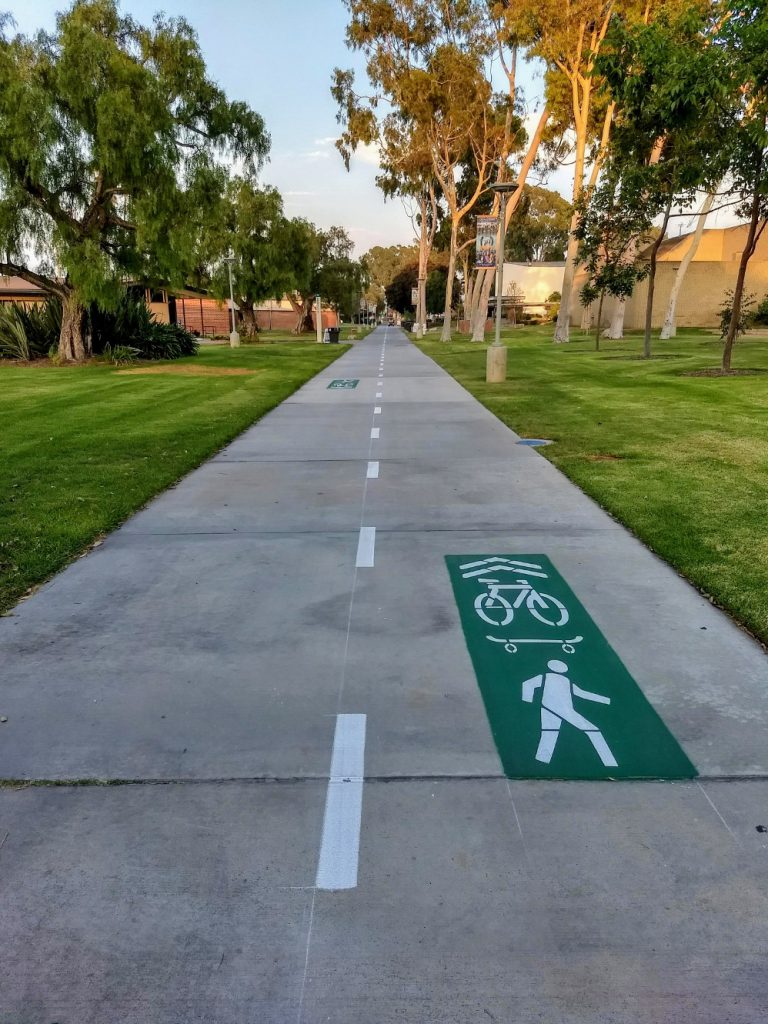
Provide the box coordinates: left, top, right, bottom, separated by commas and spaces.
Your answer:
351, 142, 381, 168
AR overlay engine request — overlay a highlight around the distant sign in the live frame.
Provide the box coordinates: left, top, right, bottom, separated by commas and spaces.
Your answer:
476, 216, 499, 269
328, 379, 359, 390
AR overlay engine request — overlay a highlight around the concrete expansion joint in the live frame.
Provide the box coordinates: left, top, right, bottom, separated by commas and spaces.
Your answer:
3, 773, 767, 790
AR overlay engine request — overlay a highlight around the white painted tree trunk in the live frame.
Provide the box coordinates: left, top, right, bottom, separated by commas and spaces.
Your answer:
580, 302, 592, 331
554, 220, 579, 343
440, 219, 458, 341
659, 190, 716, 340
471, 269, 494, 341
604, 298, 626, 339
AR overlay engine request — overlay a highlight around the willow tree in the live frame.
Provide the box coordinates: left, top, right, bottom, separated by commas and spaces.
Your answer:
0, 0, 268, 360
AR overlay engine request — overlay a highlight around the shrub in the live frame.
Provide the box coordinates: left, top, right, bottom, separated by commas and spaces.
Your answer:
754, 295, 768, 326
90, 294, 198, 360
103, 343, 141, 365
0, 305, 31, 359
0, 297, 61, 360
719, 290, 755, 341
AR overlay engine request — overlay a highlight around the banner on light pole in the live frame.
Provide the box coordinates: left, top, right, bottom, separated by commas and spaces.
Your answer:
411, 286, 418, 306
475, 216, 499, 268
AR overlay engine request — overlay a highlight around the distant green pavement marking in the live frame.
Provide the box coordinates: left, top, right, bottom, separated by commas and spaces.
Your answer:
328, 378, 359, 389
446, 555, 696, 780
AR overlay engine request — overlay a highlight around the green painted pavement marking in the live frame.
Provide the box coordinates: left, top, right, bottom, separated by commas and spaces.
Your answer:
446, 555, 696, 780
328, 379, 359, 389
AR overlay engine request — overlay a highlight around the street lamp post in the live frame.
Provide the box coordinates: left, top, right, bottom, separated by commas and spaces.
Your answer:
486, 181, 519, 383
224, 256, 240, 348
315, 295, 323, 344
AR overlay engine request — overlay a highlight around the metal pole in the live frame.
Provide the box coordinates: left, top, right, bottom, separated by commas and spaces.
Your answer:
316, 295, 323, 344
494, 191, 506, 348
228, 259, 240, 347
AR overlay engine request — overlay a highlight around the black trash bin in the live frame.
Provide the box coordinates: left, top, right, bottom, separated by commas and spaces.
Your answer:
328, 327, 341, 344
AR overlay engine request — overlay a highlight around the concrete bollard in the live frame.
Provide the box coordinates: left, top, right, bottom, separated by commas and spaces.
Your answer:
486, 343, 507, 383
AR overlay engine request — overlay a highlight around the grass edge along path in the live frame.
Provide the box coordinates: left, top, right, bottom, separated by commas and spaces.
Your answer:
0, 343, 348, 615
418, 327, 768, 647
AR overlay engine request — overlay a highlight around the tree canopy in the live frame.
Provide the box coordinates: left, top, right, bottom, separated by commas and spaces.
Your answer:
0, 0, 269, 359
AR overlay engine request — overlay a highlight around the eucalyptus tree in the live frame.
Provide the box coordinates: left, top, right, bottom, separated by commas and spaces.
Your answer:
0, 0, 268, 361
335, 0, 511, 341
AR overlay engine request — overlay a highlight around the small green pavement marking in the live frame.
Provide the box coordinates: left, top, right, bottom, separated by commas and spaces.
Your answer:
445, 555, 696, 780
328, 379, 359, 389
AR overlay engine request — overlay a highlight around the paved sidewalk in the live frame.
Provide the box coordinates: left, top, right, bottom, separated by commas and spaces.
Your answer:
1, 327, 767, 1022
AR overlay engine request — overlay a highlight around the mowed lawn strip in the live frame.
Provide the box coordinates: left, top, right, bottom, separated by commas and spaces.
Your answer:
419, 327, 768, 644
0, 342, 347, 614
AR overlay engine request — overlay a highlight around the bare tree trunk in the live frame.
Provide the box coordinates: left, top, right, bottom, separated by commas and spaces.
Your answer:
471, 268, 494, 340
555, 103, 614, 343
58, 291, 90, 362
440, 218, 458, 342
595, 291, 605, 351
464, 265, 475, 327
724, 168, 764, 371
604, 298, 626, 339
467, 108, 550, 342
660, 190, 716, 340
554, 214, 580, 343
643, 199, 673, 359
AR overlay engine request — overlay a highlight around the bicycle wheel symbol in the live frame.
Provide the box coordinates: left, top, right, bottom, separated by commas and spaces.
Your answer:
526, 591, 568, 627
474, 591, 514, 626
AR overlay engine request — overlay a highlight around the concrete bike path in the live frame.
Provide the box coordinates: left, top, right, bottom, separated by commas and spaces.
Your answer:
1, 327, 767, 1021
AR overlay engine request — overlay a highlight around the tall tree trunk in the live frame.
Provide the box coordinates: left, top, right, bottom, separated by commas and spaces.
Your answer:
471, 268, 494, 340
440, 218, 458, 342
467, 108, 550, 342
58, 291, 89, 362
660, 190, 716, 340
595, 291, 605, 351
643, 200, 673, 359
581, 301, 593, 332
554, 102, 614, 344
415, 193, 429, 338
604, 297, 627, 339
724, 166, 764, 371
464, 265, 475, 327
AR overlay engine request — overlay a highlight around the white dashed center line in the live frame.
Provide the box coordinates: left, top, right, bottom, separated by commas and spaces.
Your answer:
315, 714, 367, 891
355, 526, 376, 567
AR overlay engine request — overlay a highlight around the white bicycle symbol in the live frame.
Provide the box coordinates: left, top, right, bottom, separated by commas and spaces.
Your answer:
474, 578, 569, 628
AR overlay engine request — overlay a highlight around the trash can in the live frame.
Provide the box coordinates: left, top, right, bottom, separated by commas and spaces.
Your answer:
328, 327, 341, 344
323, 328, 330, 343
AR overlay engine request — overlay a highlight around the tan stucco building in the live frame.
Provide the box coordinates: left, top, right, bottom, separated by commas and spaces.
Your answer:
570, 223, 768, 330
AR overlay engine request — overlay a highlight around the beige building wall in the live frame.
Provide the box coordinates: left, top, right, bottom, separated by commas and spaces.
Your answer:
570, 223, 768, 330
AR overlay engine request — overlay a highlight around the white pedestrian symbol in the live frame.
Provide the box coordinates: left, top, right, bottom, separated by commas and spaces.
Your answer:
521, 659, 618, 767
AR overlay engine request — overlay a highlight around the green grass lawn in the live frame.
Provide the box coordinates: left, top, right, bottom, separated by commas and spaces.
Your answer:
419, 325, 768, 645
0, 341, 347, 614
